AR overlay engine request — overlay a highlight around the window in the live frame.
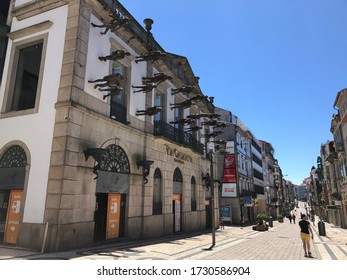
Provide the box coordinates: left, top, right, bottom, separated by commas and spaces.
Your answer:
191, 176, 197, 211
3, 40, 44, 114
110, 61, 128, 124
0, 0, 10, 82
154, 91, 166, 122
153, 168, 162, 215
174, 107, 183, 129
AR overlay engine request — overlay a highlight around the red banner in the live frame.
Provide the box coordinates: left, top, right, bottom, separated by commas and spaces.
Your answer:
223, 154, 237, 183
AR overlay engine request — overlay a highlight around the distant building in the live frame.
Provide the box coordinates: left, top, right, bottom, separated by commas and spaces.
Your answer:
296, 184, 308, 201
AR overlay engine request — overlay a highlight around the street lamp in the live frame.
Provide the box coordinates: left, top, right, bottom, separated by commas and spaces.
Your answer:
266, 186, 270, 216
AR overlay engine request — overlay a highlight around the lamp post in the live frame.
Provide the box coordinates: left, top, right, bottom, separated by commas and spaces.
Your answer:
208, 148, 216, 250
266, 186, 270, 217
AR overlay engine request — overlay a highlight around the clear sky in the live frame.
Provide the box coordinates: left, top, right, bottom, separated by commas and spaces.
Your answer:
120, 0, 347, 185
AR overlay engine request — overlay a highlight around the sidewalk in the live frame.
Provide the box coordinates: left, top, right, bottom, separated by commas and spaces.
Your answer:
311, 219, 347, 260
1, 218, 347, 260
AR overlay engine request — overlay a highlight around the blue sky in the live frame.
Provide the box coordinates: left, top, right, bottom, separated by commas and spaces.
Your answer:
120, 0, 347, 185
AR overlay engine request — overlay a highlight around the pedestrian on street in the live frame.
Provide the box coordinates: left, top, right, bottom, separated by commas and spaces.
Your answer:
299, 214, 314, 258
219, 218, 224, 229
288, 214, 292, 224
292, 213, 296, 224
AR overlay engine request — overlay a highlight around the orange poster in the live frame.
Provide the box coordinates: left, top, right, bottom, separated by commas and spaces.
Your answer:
4, 190, 23, 244
106, 193, 121, 240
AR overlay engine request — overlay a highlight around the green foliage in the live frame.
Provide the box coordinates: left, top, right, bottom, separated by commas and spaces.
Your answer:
257, 213, 268, 221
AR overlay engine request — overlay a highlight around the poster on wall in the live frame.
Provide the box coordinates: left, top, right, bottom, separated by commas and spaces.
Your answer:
106, 193, 121, 240
4, 190, 23, 244
174, 200, 181, 232
220, 205, 232, 222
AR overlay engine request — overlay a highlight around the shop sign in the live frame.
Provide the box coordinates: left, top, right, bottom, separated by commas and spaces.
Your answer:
244, 196, 253, 207
165, 145, 193, 163
226, 141, 235, 154
222, 183, 237, 197
96, 171, 130, 193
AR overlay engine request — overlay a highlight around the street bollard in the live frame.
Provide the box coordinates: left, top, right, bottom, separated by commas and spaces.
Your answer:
318, 220, 326, 236
268, 216, 273, 228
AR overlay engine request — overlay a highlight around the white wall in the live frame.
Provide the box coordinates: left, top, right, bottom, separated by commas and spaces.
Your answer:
0, 5, 68, 223
14, 0, 32, 8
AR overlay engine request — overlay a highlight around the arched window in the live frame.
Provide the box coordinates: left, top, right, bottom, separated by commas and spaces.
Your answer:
191, 176, 197, 211
173, 167, 183, 196
0, 145, 27, 189
0, 145, 27, 167
173, 168, 183, 182
99, 144, 130, 173
153, 168, 162, 215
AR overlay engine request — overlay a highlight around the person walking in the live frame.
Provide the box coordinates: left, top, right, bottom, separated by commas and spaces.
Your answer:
299, 214, 314, 258
219, 218, 224, 230
288, 213, 292, 224
292, 213, 296, 224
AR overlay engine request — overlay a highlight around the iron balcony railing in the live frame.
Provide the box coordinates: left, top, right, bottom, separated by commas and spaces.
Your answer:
154, 120, 204, 155
110, 102, 127, 124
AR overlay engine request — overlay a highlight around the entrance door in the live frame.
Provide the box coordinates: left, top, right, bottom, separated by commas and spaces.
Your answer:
94, 193, 108, 242
0, 190, 10, 242
4, 190, 23, 244
94, 193, 126, 241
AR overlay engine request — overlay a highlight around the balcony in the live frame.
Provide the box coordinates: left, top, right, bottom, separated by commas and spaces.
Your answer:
110, 102, 127, 125
154, 121, 204, 155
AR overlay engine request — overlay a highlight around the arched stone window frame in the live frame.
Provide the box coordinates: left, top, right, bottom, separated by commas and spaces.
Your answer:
153, 168, 162, 215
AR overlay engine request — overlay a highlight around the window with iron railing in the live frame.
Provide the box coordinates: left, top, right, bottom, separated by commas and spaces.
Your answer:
154, 120, 204, 154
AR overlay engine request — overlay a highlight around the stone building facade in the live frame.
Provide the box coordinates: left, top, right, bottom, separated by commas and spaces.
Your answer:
0, 0, 216, 252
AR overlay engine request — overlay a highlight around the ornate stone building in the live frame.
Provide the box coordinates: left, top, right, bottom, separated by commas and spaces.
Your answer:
0, 0, 217, 252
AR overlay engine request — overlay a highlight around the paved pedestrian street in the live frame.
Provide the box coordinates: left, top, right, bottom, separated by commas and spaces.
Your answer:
1, 212, 346, 260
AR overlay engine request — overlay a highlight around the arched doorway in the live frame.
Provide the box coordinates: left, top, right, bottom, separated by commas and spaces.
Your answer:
94, 144, 130, 242
0, 145, 27, 244
173, 168, 183, 232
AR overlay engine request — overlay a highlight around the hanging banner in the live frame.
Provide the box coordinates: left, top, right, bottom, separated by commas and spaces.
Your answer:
4, 190, 23, 244
223, 154, 237, 183
106, 193, 121, 240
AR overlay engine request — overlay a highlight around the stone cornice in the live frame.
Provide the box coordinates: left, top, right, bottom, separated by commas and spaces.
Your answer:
12, 0, 68, 21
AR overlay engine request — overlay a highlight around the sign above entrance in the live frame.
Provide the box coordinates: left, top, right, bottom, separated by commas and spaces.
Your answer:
96, 171, 130, 193
165, 145, 193, 163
